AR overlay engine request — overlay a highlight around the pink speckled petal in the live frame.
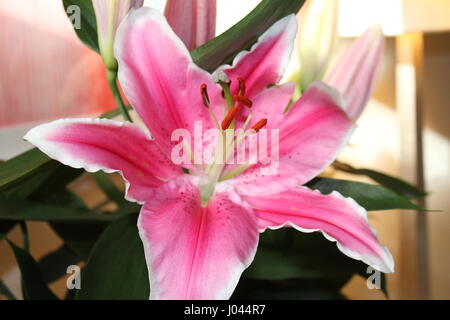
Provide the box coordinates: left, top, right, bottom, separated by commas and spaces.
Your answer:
138, 176, 259, 299
244, 187, 394, 273
24, 118, 179, 203
216, 14, 297, 98
231, 82, 354, 196
115, 8, 223, 156
233, 82, 295, 128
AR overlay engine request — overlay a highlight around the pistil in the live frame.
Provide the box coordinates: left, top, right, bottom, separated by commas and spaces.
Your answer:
197, 78, 269, 203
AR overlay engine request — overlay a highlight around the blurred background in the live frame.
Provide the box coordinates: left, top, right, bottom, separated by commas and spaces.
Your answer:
0, 0, 449, 299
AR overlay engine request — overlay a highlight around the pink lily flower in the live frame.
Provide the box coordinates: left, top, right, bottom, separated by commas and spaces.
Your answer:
25, 9, 393, 299
324, 25, 385, 121
164, 0, 217, 50
92, 0, 144, 69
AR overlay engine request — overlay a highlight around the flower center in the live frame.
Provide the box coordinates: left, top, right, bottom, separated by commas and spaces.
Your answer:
198, 77, 267, 205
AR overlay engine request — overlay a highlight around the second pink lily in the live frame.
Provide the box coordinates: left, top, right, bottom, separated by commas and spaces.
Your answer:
25, 8, 394, 299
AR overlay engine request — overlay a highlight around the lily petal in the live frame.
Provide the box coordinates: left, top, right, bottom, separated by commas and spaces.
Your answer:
231, 82, 354, 196
115, 8, 223, 155
234, 82, 296, 128
324, 25, 384, 121
138, 176, 259, 299
244, 187, 394, 273
248, 82, 296, 124
164, 0, 217, 50
217, 14, 297, 98
24, 118, 179, 203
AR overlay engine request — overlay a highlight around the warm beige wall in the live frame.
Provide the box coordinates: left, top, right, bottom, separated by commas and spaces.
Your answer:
423, 32, 450, 300
336, 32, 450, 300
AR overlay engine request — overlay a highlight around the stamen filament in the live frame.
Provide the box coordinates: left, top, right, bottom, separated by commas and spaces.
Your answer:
182, 139, 201, 170
219, 163, 251, 181
200, 83, 220, 130
242, 112, 253, 131
200, 83, 210, 107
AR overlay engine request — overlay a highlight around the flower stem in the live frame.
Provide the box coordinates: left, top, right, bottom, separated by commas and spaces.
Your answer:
107, 69, 132, 122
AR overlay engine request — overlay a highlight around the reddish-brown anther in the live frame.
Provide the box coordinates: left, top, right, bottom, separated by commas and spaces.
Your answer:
251, 119, 268, 133
233, 95, 252, 108
200, 83, 210, 107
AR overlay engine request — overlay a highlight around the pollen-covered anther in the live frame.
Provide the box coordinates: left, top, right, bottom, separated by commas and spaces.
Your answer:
200, 83, 210, 107
251, 119, 268, 133
221, 106, 238, 130
237, 77, 246, 96
233, 95, 252, 108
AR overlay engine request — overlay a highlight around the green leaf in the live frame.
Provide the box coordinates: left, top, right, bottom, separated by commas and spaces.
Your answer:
0, 220, 17, 241
6, 239, 58, 300
38, 189, 108, 260
306, 178, 424, 211
0, 195, 119, 223
243, 229, 388, 297
76, 214, 149, 299
63, 0, 99, 52
333, 161, 426, 199
0, 150, 82, 200
28, 188, 105, 261
28, 167, 83, 202
92, 172, 126, 205
244, 247, 356, 281
38, 189, 88, 210
232, 278, 346, 300
191, 0, 306, 71
245, 230, 363, 280
38, 244, 81, 284
0, 148, 57, 197
61, 201, 140, 259
50, 223, 105, 261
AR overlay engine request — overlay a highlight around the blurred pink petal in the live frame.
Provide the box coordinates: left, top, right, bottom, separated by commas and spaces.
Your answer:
324, 26, 384, 121
164, 0, 216, 50
0, 0, 115, 127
